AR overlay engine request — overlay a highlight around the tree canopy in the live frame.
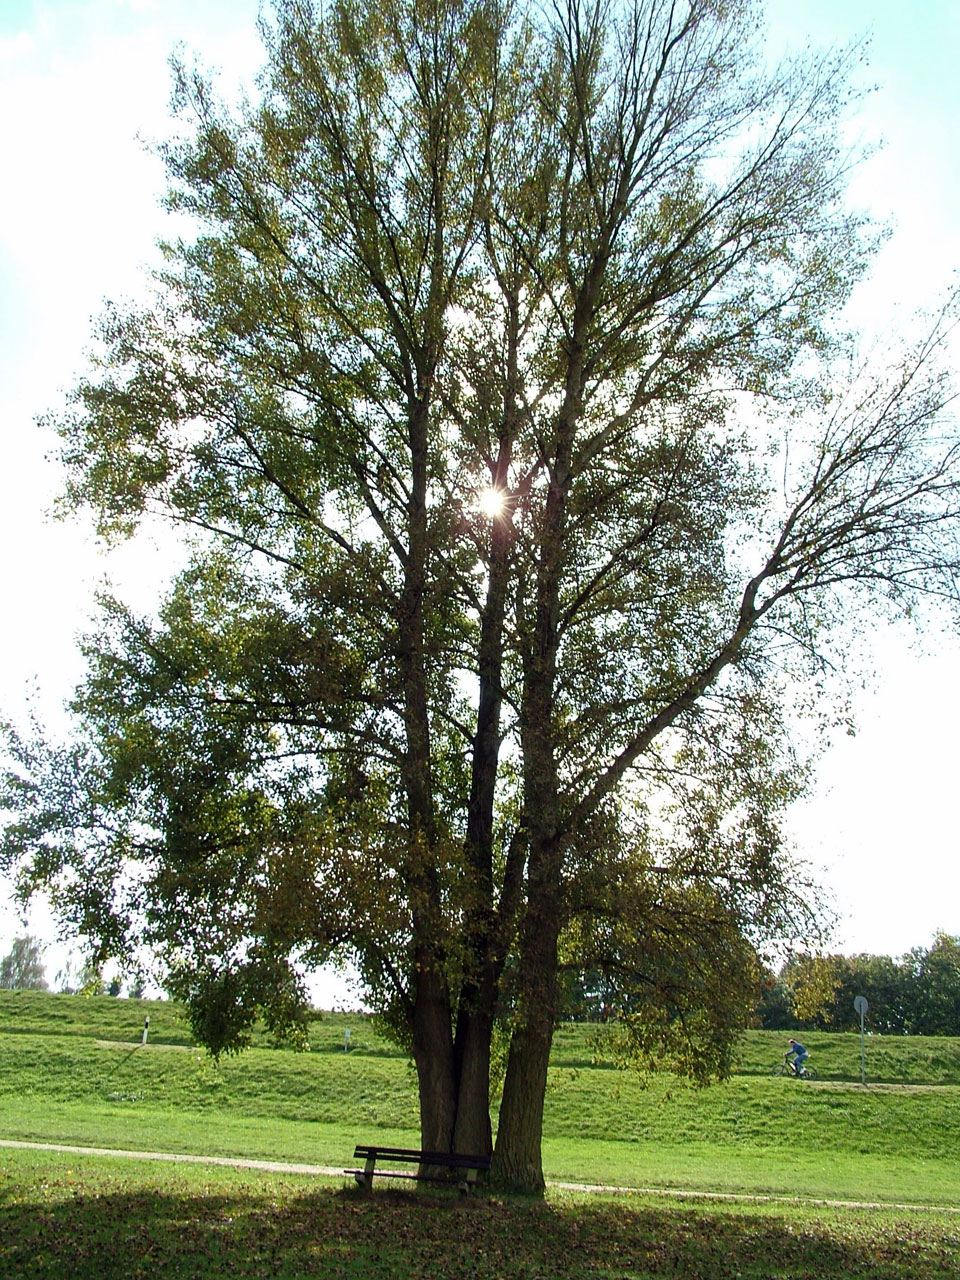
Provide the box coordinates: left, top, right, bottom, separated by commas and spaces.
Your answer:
2, 0, 959, 1190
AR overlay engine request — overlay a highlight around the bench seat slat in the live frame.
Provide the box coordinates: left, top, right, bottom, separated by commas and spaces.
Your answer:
347, 1142, 490, 1192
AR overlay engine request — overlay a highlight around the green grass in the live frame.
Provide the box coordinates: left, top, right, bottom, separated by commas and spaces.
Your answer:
550, 1021, 960, 1084
2, 1146, 959, 1280
3, 993, 960, 1277
2, 992, 960, 1208
0, 988, 377, 1051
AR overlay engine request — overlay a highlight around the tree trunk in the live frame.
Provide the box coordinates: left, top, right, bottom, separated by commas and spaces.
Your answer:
491, 1004, 555, 1192
450, 393, 519, 1158
410, 952, 457, 1152
452, 1003, 494, 1155
492, 602, 564, 1191
490, 834, 561, 1192
400, 390, 459, 1153
490, 368, 575, 1190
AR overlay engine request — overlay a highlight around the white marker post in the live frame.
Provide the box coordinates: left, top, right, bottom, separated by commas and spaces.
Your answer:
853, 995, 868, 1085
142, 1016, 150, 1046
344, 1027, 352, 1053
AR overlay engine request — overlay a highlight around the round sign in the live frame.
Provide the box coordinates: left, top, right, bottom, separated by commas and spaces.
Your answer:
853, 995, 869, 1016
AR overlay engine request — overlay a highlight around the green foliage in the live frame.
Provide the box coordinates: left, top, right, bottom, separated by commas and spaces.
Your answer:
758, 937, 960, 1036
792, 953, 848, 1026
907, 933, 960, 1036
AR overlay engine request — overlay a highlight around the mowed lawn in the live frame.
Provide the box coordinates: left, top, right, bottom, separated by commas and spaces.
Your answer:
2, 992, 960, 1205
2, 993, 960, 1278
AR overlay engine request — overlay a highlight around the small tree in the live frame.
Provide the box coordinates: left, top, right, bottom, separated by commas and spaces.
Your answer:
0, 935, 48, 991
77, 960, 106, 996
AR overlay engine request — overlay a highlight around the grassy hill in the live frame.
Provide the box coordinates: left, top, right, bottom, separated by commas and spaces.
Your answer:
2, 990, 960, 1205
3, 991, 960, 1280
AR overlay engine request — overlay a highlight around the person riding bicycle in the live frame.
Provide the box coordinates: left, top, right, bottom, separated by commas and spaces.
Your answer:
785, 1038, 809, 1076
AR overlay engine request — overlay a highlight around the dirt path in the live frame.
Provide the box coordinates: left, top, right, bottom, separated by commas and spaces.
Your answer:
0, 1137, 342, 1178
3, 1138, 958, 1214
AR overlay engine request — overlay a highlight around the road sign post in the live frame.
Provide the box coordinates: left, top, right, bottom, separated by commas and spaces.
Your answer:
853, 995, 868, 1085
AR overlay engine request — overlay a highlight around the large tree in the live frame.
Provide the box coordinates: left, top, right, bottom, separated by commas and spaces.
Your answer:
3, 0, 959, 1190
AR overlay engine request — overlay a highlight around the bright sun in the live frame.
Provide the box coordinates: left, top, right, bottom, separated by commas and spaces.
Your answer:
478, 487, 506, 518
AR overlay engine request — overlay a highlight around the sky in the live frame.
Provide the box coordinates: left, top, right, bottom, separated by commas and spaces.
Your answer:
0, 0, 958, 994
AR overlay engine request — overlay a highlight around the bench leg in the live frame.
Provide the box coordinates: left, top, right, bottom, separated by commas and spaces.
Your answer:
354, 1154, 376, 1189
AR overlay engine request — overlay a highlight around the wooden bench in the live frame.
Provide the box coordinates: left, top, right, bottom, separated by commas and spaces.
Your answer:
347, 1144, 491, 1193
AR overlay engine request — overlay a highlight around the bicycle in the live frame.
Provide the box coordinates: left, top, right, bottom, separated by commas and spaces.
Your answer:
771, 1057, 818, 1080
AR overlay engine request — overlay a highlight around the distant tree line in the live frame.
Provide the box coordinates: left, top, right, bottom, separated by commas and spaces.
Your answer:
560, 933, 960, 1037
0, 934, 145, 997
755, 933, 960, 1036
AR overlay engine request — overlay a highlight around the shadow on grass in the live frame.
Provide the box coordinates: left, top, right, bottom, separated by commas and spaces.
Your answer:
1, 1179, 958, 1279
